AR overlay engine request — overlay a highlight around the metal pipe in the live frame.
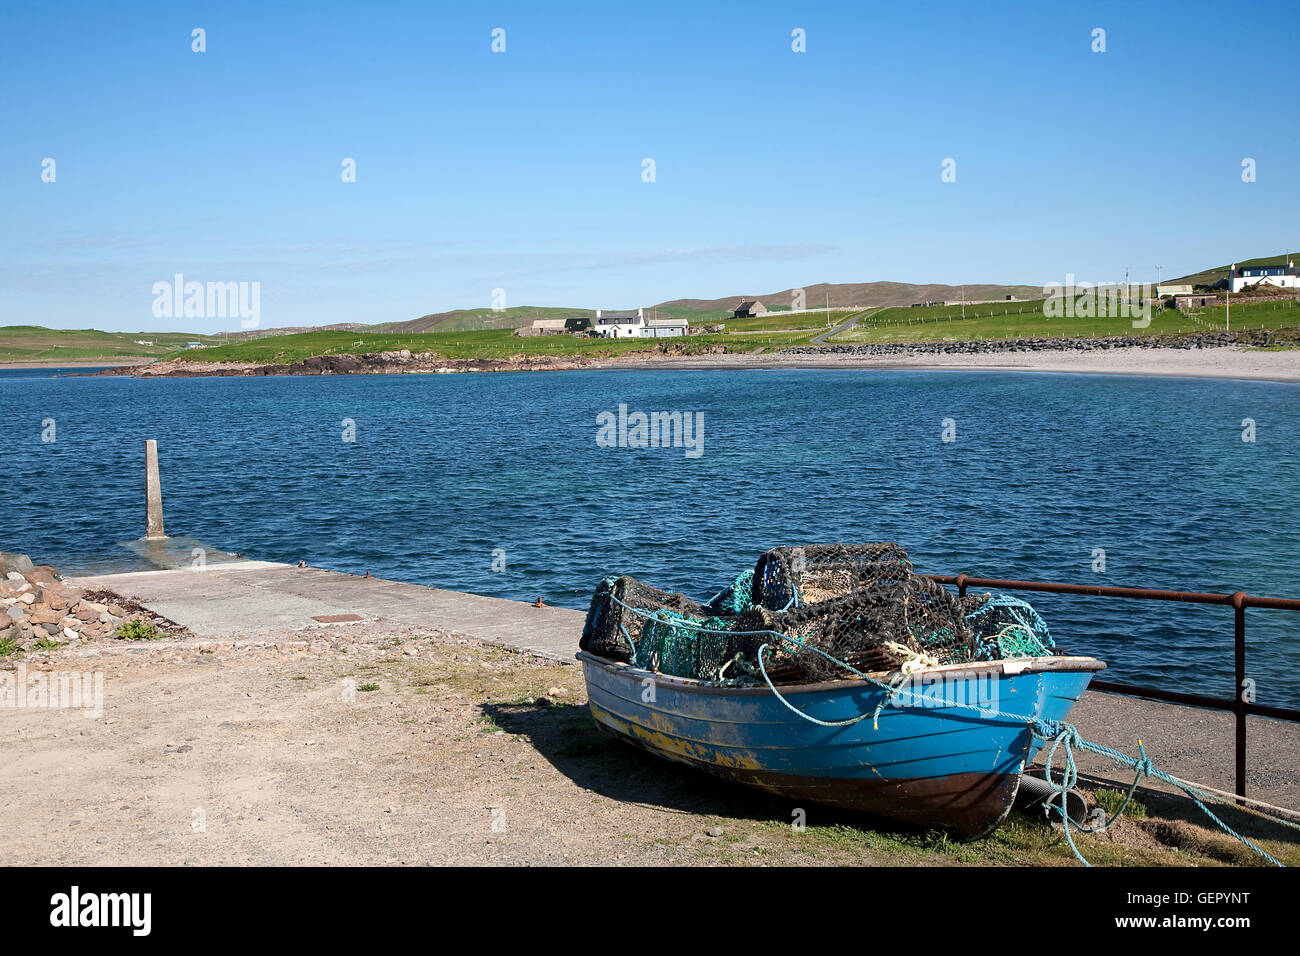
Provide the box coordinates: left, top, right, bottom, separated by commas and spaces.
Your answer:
1016, 773, 1090, 825
1234, 593, 1247, 799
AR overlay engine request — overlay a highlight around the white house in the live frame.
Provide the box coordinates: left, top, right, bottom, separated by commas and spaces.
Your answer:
1229, 262, 1299, 293
593, 308, 646, 338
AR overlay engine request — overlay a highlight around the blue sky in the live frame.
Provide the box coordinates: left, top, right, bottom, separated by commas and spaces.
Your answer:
2, 0, 1297, 332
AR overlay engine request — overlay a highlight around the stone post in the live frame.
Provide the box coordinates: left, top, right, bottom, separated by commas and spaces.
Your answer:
145, 439, 165, 539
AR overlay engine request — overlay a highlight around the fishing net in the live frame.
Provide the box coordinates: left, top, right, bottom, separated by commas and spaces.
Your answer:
634, 610, 738, 680
582, 545, 1058, 684
580, 575, 715, 662
707, 569, 754, 615
965, 594, 1056, 660
752, 543, 913, 610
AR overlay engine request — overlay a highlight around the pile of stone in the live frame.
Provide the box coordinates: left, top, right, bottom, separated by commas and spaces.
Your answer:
0, 552, 179, 653
784, 328, 1286, 357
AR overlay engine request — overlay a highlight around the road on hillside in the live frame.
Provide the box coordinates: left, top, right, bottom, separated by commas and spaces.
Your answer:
811, 308, 880, 344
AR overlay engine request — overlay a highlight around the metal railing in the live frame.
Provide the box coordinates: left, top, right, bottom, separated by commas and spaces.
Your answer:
923, 573, 1300, 799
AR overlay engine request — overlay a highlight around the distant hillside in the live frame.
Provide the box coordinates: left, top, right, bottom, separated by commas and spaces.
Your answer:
1168, 252, 1299, 288
653, 281, 1044, 316
0, 326, 223, 363
229, 323, 368, 340
377, 306, 594, 334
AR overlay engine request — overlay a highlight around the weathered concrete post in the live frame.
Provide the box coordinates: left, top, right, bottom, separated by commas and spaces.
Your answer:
145, 439, 166, 539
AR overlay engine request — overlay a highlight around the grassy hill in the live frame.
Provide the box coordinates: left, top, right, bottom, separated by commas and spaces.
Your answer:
0, 326, 223, 363
829, 297, 1300, 344
654, 281, 1042, 315
145, 325, 833, 363
376, 306, 594, 334
1167, 251, 1299, 288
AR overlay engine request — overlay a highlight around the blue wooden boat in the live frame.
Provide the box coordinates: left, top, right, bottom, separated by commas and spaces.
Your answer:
577, 651, 1105, 838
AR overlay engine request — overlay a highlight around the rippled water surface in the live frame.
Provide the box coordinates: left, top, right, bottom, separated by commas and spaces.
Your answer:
3, 365, 1298, 704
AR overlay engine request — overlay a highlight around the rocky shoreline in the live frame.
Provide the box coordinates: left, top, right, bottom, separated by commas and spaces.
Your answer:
82, 329, 1295, 378
1, 552, 188, 653
93, 349, 601, 378
784, 328, 1285, 356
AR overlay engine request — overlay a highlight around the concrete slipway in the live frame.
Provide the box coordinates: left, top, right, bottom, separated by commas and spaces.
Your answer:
64, 560, 1300, 816
67, 561, 584, 662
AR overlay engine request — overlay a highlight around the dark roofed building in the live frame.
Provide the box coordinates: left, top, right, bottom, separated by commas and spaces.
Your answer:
732, 300, 766, 318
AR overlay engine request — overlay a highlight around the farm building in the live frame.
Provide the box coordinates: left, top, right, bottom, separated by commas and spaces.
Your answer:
732, 300, 766, 318
1173, 294, 1218, 310
1229, 262, 1299, 293
1157, 284, 1194, 297
643, 318, 689, 338
514, 315, 596, 337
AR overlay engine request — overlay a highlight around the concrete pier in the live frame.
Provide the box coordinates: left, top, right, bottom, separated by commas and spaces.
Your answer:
66, 562, 584, 662
144, 439, 165, 540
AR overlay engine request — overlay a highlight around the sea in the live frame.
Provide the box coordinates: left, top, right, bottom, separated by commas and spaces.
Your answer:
3, 364, 1298, 705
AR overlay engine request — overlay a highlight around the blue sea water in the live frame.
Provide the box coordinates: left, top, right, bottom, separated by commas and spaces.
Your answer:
2, 365, 1298, 706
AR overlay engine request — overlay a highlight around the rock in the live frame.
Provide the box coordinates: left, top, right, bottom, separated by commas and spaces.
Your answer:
74, 608, 97, 622
62, 628, 79, 641
18, 592, 35, 605
706, 826, 724, 838
5, 606, 24, 622
29, 608, 60, 624
0, 553, 34, 576
547, 686, 567, 697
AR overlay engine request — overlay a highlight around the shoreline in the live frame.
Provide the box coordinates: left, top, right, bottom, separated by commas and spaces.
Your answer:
0, 358, 150, 370
605, 346, 1300, 383
70, 344, 1300, 384
4, 559, 1297, 865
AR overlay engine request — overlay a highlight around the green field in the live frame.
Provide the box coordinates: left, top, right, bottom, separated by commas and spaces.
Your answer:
828, 299, 1300, 344
716, 309, 859, 333
0, 326, 222, 363
148, 324, 830, 364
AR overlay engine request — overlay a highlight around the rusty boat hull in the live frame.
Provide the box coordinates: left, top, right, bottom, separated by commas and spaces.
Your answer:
577, 651, 1105, 839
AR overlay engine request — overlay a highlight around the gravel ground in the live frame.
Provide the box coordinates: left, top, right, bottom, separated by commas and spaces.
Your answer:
3, 624, 1296, 867
0, 624, 897, 865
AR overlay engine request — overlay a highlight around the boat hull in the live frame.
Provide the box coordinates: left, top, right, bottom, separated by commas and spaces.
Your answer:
578, 651, 1104, 838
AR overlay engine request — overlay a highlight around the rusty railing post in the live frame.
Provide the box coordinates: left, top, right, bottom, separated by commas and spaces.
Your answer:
1232, 591, 1247, 800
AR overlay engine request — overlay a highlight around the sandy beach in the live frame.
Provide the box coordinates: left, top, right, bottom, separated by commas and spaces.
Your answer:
612, 345, 1300, 383
9, 345, 1297, 383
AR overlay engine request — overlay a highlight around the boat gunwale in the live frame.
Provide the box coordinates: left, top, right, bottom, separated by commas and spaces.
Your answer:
576, 650, 1106, 697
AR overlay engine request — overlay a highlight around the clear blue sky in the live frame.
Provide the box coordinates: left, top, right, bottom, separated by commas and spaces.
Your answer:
3, 0, 1297, 332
